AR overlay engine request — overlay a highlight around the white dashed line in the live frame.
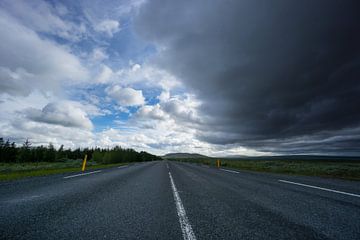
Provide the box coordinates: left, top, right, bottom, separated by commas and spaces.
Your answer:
6, 195, 44, 204
63, 170, 102, 179
220, 168, 239, 174
169, 171, 197, 240
279, 179, 360, 198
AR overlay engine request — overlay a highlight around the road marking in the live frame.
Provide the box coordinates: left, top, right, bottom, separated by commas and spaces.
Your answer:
220, 168, 239, 174
166, 163, 169, 169
118, 165, 128, 169
279, 179, 360, 198
63, 170, 102, 179
4, 195, 44, 204
168, 171, 197, 240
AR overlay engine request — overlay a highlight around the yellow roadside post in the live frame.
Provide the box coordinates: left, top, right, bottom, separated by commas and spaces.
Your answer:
82, 154, 87, 172
216, 159, 221, 168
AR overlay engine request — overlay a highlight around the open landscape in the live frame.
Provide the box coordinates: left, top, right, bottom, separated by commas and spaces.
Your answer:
0, 161, 129, 181
1, 0, 359, 239
2, 146, 359, 182
0, 138, 159, 181
164, 154, 360, 180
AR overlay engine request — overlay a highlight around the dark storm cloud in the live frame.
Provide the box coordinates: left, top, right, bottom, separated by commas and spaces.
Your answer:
135, 0, 360, 154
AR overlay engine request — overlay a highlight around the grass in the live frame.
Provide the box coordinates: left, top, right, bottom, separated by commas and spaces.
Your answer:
0, 160, 129, 181
173, 158, 360, 181
3, 157, 359, 181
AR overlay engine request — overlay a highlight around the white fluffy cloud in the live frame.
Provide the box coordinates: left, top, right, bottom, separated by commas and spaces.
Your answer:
0, 0, 86, 41
134, 92, 202, 126
94, 19, 120, 37
0, 10, 88, 96
115, 63, 181, 91
161, 94, 202, 124
136, 104, 168, 121
120, 92, 205, 154
1, 119, 95, 149
106, 85, 145, 106
96, 116, 265, 156
119, 90, 267, 156
24, 101, 93, 130
0, 94, 95, 148
96, 65, 114, 83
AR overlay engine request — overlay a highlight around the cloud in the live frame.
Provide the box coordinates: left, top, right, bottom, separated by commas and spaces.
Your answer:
96, 65, 114, 83
98, 104, 265, 156
2, 0, 358, 156
0, 67, 33, 96
23, 101, 93, 130
0, 10, 88, 96
124, 91, 217, 154
135, 0, 360, 154
90, 48, 109, 62
94, 19, 120, 37
136, 104, 168, 121
1, 118, 94, 149
106, 85, 145, 106
115, 63, 181, 91
0, 0, 86, 41
161, 94, 202, 124
133, 91, 202, 127
0, 94, 101, 149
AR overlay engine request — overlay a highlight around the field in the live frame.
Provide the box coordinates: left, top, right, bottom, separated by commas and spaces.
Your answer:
3, 157, 360, 181
0, 159, 128, 181
173, 158, 360, 180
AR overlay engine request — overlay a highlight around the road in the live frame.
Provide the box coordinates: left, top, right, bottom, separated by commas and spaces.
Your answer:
0, 161, 359, 240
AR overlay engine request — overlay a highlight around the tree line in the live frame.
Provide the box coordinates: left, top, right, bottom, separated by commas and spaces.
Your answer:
0, 138, 160, 163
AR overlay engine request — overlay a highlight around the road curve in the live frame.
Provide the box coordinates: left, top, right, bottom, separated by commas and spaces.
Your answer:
0, 161, 359, 239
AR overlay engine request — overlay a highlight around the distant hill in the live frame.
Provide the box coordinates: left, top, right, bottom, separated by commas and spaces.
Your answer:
162, 153, 210, 159
163, 153, 359, 161
223, 155, 360, 161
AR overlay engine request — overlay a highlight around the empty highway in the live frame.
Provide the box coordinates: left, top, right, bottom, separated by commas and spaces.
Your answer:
0, 161, 359, 240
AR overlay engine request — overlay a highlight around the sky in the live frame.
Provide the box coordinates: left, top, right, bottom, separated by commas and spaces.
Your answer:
0, 0, 359, 156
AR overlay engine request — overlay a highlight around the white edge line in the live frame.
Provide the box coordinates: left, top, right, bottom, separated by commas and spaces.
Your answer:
169, 171, 197, 240
220, 168, 239, 174
64, 170, 102, 179
118, 165, 128, 169
279, 179, 360, 198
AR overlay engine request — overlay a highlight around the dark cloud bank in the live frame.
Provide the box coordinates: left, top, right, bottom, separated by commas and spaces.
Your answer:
135, 0, 360, 155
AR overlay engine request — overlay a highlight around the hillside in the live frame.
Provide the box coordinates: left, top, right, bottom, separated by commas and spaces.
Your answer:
162, 153, 210, 159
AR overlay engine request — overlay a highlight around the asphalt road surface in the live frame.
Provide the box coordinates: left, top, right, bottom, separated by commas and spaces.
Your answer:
1, 161, 359, 240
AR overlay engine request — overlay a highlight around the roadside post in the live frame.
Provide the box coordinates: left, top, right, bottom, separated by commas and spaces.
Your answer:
82, 154, 87, 172
216, 159, 221, 168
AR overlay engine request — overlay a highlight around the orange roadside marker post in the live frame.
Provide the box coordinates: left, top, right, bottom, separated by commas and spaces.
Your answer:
82, 154, 87, 172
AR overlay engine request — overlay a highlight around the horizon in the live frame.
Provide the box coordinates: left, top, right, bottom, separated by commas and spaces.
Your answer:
0, 0, 359, 157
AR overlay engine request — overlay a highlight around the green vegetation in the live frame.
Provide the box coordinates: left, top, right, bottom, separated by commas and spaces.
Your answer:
92, 146, 158, 164
172, 158, 360, 180
0, 137, 160, 181
0, 161, 129, 181
0, 138, 159, 164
